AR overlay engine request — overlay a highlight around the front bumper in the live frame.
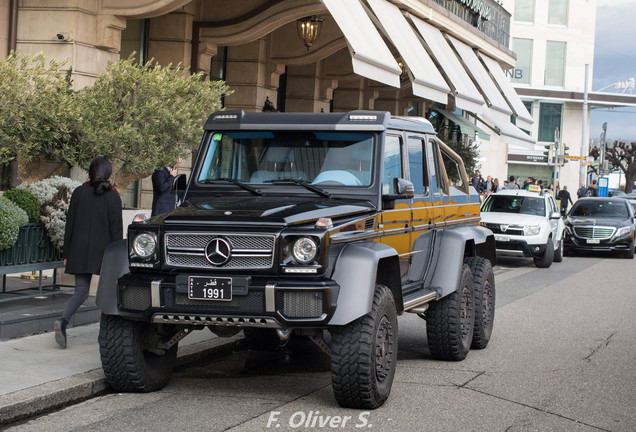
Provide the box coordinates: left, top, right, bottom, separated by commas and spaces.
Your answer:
494, 235, 547, 258
564, 232, 634, 254
115, 273, 339, 329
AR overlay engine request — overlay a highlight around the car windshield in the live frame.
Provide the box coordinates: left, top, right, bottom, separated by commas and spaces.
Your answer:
570, 201, 629, 218
482, 195, 546, 216
197, 131, 374, 187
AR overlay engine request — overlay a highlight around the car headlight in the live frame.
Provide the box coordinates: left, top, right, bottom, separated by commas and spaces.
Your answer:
615, 226, 632, 237
132, 233, 157, 258
292, 237, 318, 263
524, 225, 541, 236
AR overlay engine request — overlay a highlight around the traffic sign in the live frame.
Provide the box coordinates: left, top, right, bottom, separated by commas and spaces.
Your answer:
565, 155, 586, 160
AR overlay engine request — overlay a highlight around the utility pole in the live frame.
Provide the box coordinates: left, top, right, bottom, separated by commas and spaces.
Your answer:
580, 64, 589, 186
554, 127, 560, 185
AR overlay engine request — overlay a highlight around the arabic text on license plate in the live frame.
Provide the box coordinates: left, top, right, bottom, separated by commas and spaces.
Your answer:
587, 239, 600, 244
495, 234, 510, 242
188, 277, 232, 301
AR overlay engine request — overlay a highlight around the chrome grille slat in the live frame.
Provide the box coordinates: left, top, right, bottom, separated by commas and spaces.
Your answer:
165, 233, 275, 269
573, 226, 615, 240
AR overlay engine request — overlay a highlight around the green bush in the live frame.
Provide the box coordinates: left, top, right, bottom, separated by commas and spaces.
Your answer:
0, 196, 20, 250
3, 188, 40, 223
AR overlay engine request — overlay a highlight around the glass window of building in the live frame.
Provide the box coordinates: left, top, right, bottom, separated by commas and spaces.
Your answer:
512, 38, 533, 85
548, 0, 568, 26
538, 103, 562, 142
514, 0, 535, 23
544, 41, 566, 86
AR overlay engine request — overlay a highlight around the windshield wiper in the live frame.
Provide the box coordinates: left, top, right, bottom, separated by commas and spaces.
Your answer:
201, 178, 263, 196
264, 178, 332, 199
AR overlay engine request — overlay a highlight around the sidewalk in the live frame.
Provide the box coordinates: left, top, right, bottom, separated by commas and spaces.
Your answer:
0, 277, 240, 426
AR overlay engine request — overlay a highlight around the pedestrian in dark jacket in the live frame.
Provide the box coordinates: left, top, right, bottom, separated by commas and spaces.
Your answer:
577, 183, 587, 198
151, 157, 182, 217
54, 157, 122, 348
557, 185, 574, 216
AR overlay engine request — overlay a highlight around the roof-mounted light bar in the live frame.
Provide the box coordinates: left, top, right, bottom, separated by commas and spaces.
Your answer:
348, 114, 378, 121
213, 114, 239, 120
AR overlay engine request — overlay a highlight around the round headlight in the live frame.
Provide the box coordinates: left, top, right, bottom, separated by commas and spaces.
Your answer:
292, 237, 317, 263
133, 233, 156, 258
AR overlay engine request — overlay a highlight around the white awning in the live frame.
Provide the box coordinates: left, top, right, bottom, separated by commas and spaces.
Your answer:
321, 0, 402, 88
447, 36, 513, 120
409, 16, 485, 114
366, 0, 450, 104
477, 110, 536, 149
479, 54, 534, 131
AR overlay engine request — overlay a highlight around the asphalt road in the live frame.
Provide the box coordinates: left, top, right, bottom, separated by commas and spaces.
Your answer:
7, 254, 636, 432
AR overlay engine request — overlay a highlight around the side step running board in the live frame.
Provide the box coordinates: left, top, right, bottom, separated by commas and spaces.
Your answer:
403, 288, 438, 312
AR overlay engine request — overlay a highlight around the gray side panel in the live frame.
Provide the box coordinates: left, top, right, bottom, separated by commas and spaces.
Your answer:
429, 226, 492, 297
96, 239, 129, 315
328, 242, 397, 325
407, 230, 435, 281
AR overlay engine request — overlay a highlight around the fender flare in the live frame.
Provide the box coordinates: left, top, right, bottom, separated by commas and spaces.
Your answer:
96, 239, 129, 315
327, 242, 402, 325
429, 225, 494, 297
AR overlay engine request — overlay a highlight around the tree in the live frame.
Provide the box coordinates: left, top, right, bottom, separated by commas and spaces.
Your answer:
75, 55, 230, 196
602, 141, 636, 193
428, 112, 480, 180
0, 52, 80, 183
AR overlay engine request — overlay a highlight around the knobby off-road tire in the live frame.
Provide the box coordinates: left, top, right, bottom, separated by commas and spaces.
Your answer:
425, 264, 475, 361
330, 284, 398, 409
243, 327, 291, 350
99, 314, 178, 392
553, 237, 564, 262
534, 238, 554, 268
464, 257, 495, 350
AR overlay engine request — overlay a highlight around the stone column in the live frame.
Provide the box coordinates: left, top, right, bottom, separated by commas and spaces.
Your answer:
146, 5, 195, 68
285, 61, 337, 113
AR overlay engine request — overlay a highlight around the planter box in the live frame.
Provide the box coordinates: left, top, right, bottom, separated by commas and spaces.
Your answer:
0, 223, 61, 267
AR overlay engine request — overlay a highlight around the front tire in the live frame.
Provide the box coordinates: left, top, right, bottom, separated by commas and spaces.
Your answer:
330, 284, 398, 409
624, 242, 635, 259
425, 264, 475, 361
553, 237, 564, 262
534, 238, 554, 268
99, 314, 178, 392
464, 257, 495, 350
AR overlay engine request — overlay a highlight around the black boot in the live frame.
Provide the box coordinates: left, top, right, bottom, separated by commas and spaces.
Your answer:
54, 319, 67, 349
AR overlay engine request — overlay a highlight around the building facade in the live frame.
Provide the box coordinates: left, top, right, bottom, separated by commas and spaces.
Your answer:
2, 0, 537, 207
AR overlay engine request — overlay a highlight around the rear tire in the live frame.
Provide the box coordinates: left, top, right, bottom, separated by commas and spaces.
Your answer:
99, 314, 178, 392
330, 284, 398, 409
425, 264, 475, 361
534, 238, 554, 268
464, 257, 495, 350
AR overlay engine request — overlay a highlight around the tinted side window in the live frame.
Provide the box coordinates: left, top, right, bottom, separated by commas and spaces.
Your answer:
430, 139, 448, 194
407, 136, 428, 196
383, 135, 402, 194
439, 142, 468, 193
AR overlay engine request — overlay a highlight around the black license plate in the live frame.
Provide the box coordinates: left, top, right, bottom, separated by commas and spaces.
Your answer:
188, 277, 232, 301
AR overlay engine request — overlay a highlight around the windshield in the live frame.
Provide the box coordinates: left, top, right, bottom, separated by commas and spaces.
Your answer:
197, 131, 374, 187
570, 201, 629, 218
482, 195, 546, 216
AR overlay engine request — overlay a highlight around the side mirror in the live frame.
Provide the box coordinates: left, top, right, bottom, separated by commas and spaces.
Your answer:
382, 178, 414, 209
550, 211, 561, 219
171, 173, 187, 201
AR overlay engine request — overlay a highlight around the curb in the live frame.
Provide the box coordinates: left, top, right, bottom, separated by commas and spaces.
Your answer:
0, 335, 240, 426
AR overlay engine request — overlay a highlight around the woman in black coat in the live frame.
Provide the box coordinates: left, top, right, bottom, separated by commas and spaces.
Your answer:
54, 157, 122, 348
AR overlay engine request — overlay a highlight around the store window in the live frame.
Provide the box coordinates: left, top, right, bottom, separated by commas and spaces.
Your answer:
545, 41, 566, 86
548, 0, 568, 26
512, 38, 533, 85
514, 0, 535, 23
538, 103, 562, 142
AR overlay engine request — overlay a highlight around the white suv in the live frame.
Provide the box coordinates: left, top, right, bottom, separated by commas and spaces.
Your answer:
480, 189, 566, 268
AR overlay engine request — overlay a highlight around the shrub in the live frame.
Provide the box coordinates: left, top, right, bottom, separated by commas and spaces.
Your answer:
18, 176, 81, 250
0, 196, 20, 250
3, 188, 40, 223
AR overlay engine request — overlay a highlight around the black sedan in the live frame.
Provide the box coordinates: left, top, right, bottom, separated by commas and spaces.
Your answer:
564, 198, 635, 258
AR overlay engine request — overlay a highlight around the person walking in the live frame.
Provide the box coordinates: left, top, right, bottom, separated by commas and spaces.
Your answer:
557, 185, 574, 216
586, 179, 599, 197
504, 175, 520, 189
54, 157, 123, 349
577, 183, 588, 198
491, 178, 499, 193
151, 156, 182, 217
470, 171, 486, 195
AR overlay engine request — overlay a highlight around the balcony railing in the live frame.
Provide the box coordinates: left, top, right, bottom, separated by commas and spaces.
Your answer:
430, 0, 511, 47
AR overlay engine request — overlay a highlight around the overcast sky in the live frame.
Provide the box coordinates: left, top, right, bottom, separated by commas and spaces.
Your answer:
591, 0, 636, 142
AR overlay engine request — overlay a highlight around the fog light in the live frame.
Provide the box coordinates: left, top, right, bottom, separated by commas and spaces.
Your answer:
534, 246, 540, 252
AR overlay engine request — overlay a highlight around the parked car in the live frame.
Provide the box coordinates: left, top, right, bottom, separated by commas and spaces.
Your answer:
607, 190, 625, 197
480, 189, 565, 267
564, 198, 635, 258
95, 110, 496, 409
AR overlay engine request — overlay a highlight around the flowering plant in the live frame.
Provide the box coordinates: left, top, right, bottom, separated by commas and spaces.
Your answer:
0, 196, 23, 250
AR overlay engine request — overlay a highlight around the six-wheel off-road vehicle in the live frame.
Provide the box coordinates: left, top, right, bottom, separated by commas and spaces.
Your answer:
96, 110, 496, 409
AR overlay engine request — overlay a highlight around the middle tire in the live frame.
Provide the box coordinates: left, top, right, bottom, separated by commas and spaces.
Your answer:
330, 284, 398, 409
464, 257, 495, 350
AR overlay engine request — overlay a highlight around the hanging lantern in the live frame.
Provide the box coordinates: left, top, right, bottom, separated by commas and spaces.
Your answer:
297, 16, 324, 51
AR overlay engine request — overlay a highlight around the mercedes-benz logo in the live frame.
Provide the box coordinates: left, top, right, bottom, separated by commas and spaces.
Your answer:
205, 237, 232, 266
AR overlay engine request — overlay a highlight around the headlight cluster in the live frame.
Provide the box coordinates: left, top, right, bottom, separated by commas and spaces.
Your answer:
292, 237, 318, 263
523, 225, 541, 236
283, 235, 321, 273
615, 226, 632, 238
130, 231, 158, 267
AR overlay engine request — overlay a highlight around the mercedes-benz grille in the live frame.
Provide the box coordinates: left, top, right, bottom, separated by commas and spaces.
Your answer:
573, 226, 615, 240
